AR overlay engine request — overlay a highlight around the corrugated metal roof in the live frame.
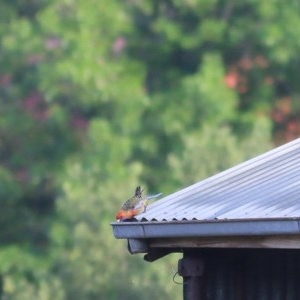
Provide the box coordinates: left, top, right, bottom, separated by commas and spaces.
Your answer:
135, 137, 300, 222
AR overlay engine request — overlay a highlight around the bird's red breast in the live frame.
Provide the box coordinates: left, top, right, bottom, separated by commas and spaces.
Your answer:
116, 208, 142, 222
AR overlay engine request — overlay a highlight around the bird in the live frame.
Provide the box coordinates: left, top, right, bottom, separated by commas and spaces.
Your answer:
116, 186, 162, 222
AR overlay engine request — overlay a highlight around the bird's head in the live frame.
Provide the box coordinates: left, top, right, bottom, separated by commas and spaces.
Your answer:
134, 186, 144, 198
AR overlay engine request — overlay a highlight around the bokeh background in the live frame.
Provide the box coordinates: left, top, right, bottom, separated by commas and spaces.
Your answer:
1, 0, 300, 299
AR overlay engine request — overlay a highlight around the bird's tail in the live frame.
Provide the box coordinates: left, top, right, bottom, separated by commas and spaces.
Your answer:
147, 192, 163, 200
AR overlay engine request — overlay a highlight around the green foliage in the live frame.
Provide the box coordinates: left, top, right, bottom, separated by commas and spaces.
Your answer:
168, 116, 271, 187
1, 0, 300, 298
0, 246, 64, 300
51, 154, 181, 299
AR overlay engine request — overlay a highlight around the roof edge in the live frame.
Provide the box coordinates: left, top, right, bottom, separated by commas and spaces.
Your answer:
112, 219, 300, 239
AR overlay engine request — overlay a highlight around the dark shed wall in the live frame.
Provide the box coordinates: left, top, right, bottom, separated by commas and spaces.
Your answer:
186, 249, 300, 300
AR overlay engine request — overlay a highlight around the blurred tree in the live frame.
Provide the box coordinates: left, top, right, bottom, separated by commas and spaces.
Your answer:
50, 118, 181, 299
0, 0, 80, 246
125, 0, 300, 191
0, 0, 299, 298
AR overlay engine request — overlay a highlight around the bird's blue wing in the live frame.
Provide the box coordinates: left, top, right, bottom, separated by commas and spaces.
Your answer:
147, 193, 163, 200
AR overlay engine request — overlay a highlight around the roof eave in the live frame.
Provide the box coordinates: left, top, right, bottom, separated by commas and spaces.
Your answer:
112, 219, 300, 239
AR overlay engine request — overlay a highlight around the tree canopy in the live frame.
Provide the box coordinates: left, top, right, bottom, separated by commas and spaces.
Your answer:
0, 0, 300, 299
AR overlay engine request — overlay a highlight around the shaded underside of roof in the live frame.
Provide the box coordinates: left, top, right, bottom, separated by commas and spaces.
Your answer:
134, 137, 300, 222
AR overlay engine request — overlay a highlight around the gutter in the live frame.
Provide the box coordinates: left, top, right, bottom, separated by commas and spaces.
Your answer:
112, 218, 300, 239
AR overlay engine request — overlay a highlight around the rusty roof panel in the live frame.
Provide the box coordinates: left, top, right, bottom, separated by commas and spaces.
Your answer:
135, 138, 300, 222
